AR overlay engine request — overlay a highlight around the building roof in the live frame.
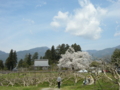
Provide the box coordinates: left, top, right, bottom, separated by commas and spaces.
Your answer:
34, 59, 49, 66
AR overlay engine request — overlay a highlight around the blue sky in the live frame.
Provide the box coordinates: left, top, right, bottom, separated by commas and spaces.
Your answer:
0, 0, 120, 53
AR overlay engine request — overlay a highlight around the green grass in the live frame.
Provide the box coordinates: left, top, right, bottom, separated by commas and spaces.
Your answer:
0, 80, 118, 90
0, 86, 41, 90
0, 82, 49, 90
0, 72, 119, 90
60, 78, 118, 90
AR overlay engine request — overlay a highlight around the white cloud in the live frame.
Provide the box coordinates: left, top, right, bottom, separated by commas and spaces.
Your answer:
53, 11, 69, 20
50, 11, 69, 28
50, 0, 107, 39
50, 21, 60, 28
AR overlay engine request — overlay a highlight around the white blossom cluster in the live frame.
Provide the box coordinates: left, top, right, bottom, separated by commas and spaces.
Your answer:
58, 47, 92, 70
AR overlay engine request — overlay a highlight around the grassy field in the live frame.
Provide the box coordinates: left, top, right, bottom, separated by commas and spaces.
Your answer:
0, 71, 119, 90
0, 86, 41, 90
0, 79, 118, 90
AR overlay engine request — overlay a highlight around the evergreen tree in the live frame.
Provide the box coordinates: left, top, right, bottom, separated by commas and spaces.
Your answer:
31, 52, 38, 65
71, 43, 81, 52
9, 49, 14, 70
44, 49, 51, 59
5, 57, 10, 70
43, 49, 51, 64
51, 45, 56, 64
65, 44, 70, 51
0, 60, 4, 70
27, 53, 32, 66
56, 45, 61, 54
33, 52, 38, 59
55, 45, 61, 62
13, 51, 17, 67
22, 54, 29, 67
5, 49, 17, 70
59, 44, 66, 54
18, 59, 23, 68
43, 43, 82, 65
57, 44, 70, 54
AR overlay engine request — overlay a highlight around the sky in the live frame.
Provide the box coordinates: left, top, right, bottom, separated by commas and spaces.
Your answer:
0, 0, 120, 53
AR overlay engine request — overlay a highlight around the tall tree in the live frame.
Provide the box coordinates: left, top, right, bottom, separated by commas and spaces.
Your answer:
32, 52, 38, 59
22, 54, 29, 68
32, 52, 38, 65
26, 53, 32, 66
71, 43, 81, 52
13, 51, 17, 67
65, 44, 70, 51
5, 50, 18, 70
51, 45, 56, 64
56, 44, 70, 61
55, 45, 61, 62
5, 49, 17, 70
59, 44, 66, 54
43, 43, 82, 65
18, 59, 23, 68
9, 49, 14, 70
44, 49, 51, 59
43, 49, 51, 64
111, 49, 120, 66
0, 60, 4, 70
5, 57, 10, 70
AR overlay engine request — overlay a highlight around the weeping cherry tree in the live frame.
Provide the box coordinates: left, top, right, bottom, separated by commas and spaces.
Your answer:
58, 47, 92, 70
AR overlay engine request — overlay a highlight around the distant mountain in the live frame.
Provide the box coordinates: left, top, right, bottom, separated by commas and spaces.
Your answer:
0, 47, 49, 62
86, 50, 97, 54
0, 51, 8, 61
0, 51, 7, 55
87, 45, 120, 58
0, 45, 120, 62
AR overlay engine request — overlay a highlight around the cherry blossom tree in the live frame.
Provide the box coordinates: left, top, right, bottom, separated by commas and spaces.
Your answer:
58, 47, 92, 70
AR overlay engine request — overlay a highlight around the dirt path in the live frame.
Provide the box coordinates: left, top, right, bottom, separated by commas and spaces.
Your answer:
41, 88, 60, 90
87, 75, 94, 85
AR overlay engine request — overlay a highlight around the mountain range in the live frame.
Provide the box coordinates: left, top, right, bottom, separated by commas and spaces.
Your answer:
0, 45, 120, 62
86, 45, 120, 58
0, 47, 49, 62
